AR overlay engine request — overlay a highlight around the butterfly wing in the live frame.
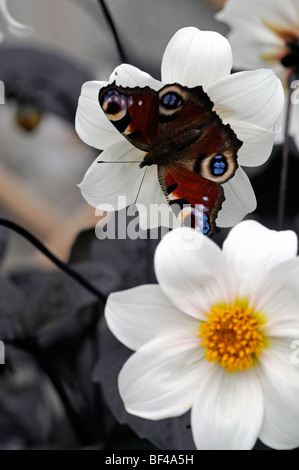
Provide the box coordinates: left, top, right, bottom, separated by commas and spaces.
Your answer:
155, 84, 242, 236
99, 82, 242, 236
99, 83, 159, 152
158, 165, 224, 236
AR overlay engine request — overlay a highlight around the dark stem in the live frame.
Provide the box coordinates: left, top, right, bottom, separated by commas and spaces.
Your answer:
97, 0, 128, 63
0, 218, 107, 303
277, 83, 293, 230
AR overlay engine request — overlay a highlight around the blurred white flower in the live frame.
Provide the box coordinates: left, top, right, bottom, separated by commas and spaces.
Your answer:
76, 27, 283, 231
216, 0, 299, 148
106, 220, 299, 450
0, 0, 33, 41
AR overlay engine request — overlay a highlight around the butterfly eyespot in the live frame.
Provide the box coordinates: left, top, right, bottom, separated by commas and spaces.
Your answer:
194, 153, 237, 184
100, 88, 127, 121
161, 92, 183, 110
210, 154, 228, 177
177, 206, 211, 234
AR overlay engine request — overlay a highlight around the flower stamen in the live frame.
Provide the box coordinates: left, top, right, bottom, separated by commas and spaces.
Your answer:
198, 304, 267, 373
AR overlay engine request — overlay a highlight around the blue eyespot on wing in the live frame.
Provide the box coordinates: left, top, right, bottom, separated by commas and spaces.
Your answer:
210, 154, 228, 176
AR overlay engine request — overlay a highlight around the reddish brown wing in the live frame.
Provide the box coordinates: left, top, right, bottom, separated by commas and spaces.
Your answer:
99, 83, 159, 151
99, 83, 242, 236
159, 165, 224, 236
154, 85, 241, 236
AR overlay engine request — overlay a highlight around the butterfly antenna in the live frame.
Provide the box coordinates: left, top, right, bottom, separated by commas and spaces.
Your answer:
134, 167, 147, 204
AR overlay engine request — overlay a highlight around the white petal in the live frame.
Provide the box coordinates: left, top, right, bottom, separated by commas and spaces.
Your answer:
109, 64, 162, 90
161, 27, 233, 89
216, 167, 256, 228
222, 220, 298, 300
191, 367, 263, 449
217, 0, 299, 31
253, 258, 299, 338
105, 284, 198, 351
216, 0, 298, 87
0, 0, 33, 37
229, 120, 278, 167
75, 68, 162, 151
274, 90, 299, 146
135, 166, 180, 230
154, 228, 234, 320
207, 69, 284, 131
258, 339, 299, 449
226, 33, 282, 70
78, 140, 145, 210
217, 0, 299, 146
118, 335, 212, 420
75, 81, 124, 150
225, 31, 286, 84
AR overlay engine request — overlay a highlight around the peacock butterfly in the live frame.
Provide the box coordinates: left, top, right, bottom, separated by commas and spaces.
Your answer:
98, 82, 242, 236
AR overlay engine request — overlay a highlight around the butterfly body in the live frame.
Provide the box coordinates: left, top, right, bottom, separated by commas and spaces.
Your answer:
99, 82, 242, 236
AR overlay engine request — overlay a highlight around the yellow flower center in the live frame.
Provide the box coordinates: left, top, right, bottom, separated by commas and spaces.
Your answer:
198, 303, 267, 373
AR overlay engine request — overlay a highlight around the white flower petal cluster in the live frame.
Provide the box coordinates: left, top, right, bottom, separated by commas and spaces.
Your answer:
76, 27, 284, 231
106, 221, 299, 450
217, 0, 299, 148
0, 0, 33, 41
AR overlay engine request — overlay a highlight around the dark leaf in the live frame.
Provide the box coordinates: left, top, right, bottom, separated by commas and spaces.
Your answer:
0, 221, 9, 266
0, 276, 25, 341
0, 345, 76, 449
90, 209, 163, 291
9, 266, 107, 447
10, 264, 103, 335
